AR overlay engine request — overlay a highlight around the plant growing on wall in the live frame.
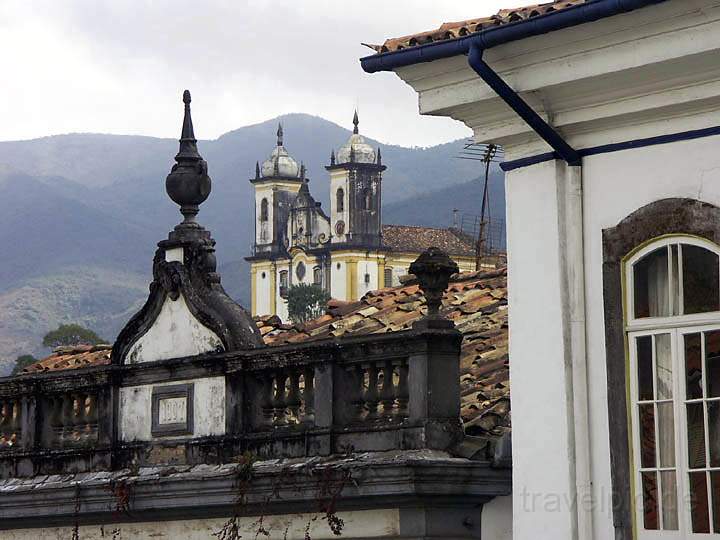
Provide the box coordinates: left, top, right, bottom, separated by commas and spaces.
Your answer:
286, 284, 330, 324
42, 324, 105, 348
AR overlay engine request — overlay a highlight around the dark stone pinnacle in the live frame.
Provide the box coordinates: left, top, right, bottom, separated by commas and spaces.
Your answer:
410, 247, 459, 319
165, 89, 212, 230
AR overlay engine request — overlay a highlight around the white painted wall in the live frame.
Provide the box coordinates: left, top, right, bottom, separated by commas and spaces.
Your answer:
330, 170, 349, 243
124, 294, 222, 364
482, 495, 513, 540
0, 509, 400, 540
119, 377, 226, 442
505, 161, 576, 540
330, 259, 347, 300
255, 267, 272, 317
357, 259, 378, 298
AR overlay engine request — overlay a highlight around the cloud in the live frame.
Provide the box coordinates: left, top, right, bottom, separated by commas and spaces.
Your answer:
0, 0, 527, 146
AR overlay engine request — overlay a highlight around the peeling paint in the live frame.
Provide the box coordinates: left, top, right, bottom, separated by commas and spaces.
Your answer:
125, 294, 222, 364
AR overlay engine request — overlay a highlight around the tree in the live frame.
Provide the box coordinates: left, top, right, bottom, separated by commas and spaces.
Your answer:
11, 354, 37, 375
42, 324, 105, 349
286, 284, 330, 324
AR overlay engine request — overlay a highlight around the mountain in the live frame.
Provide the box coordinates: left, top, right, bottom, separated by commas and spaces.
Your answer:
0, 113, 504, 374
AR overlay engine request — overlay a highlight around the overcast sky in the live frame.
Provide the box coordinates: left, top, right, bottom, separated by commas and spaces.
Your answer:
0, 0, 529, 147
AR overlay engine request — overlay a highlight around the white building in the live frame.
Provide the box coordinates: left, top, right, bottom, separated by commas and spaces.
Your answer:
362, 0, 720, 539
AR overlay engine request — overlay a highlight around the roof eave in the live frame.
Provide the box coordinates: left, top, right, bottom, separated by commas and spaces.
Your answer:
360, 0, 668, 73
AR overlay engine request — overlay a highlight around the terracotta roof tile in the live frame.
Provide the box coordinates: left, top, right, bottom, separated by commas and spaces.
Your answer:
22, 270, 510, 439
23, 344, 112, 374
365, 0, 587, 54
382, 225, 475, 257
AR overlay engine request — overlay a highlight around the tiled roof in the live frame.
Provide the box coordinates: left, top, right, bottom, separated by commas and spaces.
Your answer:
23, 344, 112, 373
382, 224, 476, 257
23, 271, 510, 439
364, 1, 587, 54
257, 268, 510, 438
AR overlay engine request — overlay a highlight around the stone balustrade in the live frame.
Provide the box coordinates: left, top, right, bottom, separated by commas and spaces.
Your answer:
0, 323, 462, 479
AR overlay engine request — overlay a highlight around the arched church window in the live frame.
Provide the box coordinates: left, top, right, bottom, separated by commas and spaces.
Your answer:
625, 236, 720, 536
363, 189, 372, 211
260, 198, 269, 222
279, 270, 289, 298
313, 267, 322, 285
336, 188, 344, 213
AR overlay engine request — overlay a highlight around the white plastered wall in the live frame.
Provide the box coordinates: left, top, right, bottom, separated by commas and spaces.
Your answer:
119, 377, 226, 442
0, 508, 400, 540
125, 293, 222, 364
357, 258, 378, 297
330, 258, 347, 300
254, 264, 272, 317
254, 186, 274, 245
482, 495, 513, 540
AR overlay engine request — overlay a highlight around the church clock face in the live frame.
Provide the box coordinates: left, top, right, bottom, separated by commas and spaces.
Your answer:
335, 220, 345, 235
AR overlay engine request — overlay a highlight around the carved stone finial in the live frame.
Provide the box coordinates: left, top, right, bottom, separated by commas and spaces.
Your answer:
409, 247, 459, 318
165, 90, 212, 228
377, 146, 382, 166
330, 149, 336, 165
352, 110, 359, 135
277, 123, 283, 146
255, 161, 260, 179
300, 161, 306, 179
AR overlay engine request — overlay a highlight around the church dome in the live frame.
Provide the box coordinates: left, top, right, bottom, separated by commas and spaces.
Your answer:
336, 111, 377, 165
261, 124, 300, 178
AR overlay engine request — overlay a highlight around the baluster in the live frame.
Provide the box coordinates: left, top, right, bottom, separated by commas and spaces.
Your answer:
272, 371, 288, 427
72, 393, 85, 442
302, 367, 315, 425
346, 365, 365, 422
286, 370, 301, 424
0, 401, 8, 447
363, 363, 380, 421
260, 374, 275, 428
396, 360, 409, 418
9, 400, 20, 446
86, 394, 98, 441
379, 361, 395, 419
49, 396, 63, 447
61, 394, 73, 446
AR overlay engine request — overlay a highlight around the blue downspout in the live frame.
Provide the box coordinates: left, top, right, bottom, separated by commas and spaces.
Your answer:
361, 0, 668, 166
467, 44, 581, 166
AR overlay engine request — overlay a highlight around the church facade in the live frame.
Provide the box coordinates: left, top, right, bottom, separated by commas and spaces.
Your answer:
247, 114, 476, 320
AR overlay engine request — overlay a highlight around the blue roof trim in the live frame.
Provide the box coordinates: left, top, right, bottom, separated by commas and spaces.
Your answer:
360, 0, 668, 73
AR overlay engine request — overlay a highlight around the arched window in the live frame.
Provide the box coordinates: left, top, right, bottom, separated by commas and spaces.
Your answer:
336, 188, 344, 213
260, 198, 269, 222
313, 266, 322, 285
625, 236, 720, 536
363, 189, 372, 211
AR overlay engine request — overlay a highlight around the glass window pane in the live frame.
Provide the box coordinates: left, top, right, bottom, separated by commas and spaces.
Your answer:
638, 336, 654, 401
709, 401, 720, 468
671, 244, 680, 316
661, 471, 679, 531
657, 402, 675, 468
687, 403, 707, 469
639, 403, 656, 468
656, 334, 673, 400
686, 333, 703, 400
690, 471, 711, 533
634, 247, 670, 318
642, 472, 659, 530
683, 245, 720, 314
707, 330, 720, 398
711, 471, 720, 533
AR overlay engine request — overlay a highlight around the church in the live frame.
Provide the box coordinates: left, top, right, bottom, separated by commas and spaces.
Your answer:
246, 113, 477, 320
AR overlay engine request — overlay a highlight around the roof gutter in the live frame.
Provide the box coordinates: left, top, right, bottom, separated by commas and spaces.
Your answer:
360, 0, 668, 74
361, 0, 668, 167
